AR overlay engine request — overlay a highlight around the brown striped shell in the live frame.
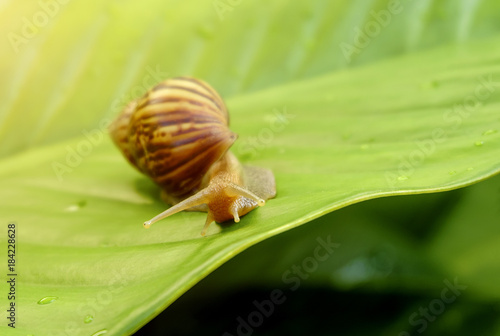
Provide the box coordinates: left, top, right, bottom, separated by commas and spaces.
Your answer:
109, 77, 237, 199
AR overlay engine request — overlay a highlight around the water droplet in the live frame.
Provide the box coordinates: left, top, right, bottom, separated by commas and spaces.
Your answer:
360, 144, 369, 150
37, 296, 58, 305
474, 140, 484, 147
65, 205, 79, 212
482, 129, 497, 136
91, 330, 107, 336
448, 170, 457, 175
65, 200, 87, 212
397, 176, 409, 181
84, 315, 94, 324
467, 167, 474, 171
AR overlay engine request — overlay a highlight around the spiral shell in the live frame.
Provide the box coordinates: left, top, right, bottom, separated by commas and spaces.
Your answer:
110, 77, 237, 199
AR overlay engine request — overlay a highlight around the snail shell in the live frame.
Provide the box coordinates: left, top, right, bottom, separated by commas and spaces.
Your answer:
110, 77, 236, 200
110, 77, 276, 235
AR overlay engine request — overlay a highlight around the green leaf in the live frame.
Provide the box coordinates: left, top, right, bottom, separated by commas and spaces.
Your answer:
2, 36, 500, 334
2, 0, 500, 335
2, 0, 500, 157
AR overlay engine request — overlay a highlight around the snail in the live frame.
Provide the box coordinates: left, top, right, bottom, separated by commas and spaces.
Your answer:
109, 77, 276, 236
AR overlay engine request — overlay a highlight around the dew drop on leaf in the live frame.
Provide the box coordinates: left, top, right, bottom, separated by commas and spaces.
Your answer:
65, 200, 87, 212
397, 175, 409, 181
37, 296, 58, 305
482, 129, 497, 136
84, 315, 94, 324
65, 205, 79, 212
90, 330, 108, 336
474, 140, 484, 147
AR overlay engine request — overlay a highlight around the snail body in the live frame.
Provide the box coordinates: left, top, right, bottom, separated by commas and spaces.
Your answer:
109, 77, 276, 235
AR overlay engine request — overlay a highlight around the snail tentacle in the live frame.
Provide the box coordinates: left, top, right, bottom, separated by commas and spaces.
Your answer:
230, 202, 240, 223
200, 211, 215, 237
143, 189, 210, 229
226, 183, 265, 207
